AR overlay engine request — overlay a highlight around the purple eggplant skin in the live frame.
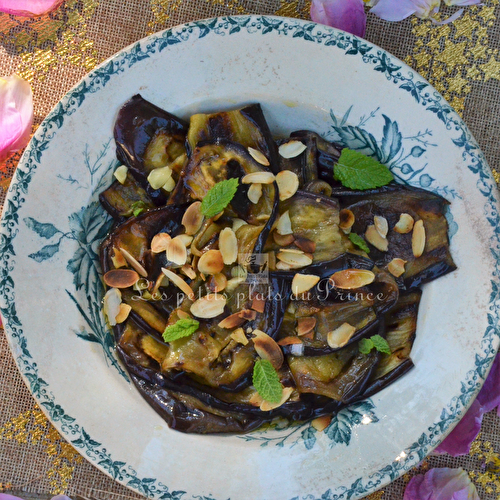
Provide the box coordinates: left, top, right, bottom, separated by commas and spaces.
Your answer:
113, 94, 188, 206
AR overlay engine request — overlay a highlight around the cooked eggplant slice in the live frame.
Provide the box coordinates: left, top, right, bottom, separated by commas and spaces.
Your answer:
187, 104, 280, 173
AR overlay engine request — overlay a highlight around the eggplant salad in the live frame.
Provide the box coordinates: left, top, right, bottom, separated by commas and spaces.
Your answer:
99, 95, 456, 434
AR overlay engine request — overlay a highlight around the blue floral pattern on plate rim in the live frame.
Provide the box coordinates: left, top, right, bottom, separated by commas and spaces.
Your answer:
0, 15, 499, 500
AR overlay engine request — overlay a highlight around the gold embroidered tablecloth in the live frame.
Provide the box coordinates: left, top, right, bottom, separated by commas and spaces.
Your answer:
1, 1, 500, 499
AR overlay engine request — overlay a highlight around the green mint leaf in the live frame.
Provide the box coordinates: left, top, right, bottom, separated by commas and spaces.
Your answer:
253, 359, 283, 403
200, 178, 239, 218
348, 233, 370, 253
370, 334, 392, 355
358, 338, 374, 355
334, 149, 394, 190
162, 318, 199, 342
130, 200, 147, 217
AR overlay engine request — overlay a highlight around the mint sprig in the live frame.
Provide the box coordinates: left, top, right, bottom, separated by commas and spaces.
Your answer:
200, 178, 239, 218
334, 149, 393, 190
130, 200, 147, 217
348, 232, 370, 253
253, 359, 283, 403
359, 335, 391, 355
163, 318, 199, 342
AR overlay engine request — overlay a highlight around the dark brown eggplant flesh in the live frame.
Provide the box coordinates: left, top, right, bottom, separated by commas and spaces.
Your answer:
187, 104, 280, 174
344, 184, 456, 289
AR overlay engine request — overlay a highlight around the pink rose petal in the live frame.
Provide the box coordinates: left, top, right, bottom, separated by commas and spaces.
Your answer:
0, 494, 24, 500
311, 0, 367, 37
0, 0, 64, 16
0, 75, 33, 163
370, 0, 441, 21
404, 468, 480, 500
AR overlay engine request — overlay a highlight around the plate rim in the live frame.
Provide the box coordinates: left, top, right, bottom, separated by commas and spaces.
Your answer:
1, 14, 499, 500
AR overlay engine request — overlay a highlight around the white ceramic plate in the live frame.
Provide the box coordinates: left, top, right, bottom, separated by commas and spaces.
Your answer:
2, 15, 499, 500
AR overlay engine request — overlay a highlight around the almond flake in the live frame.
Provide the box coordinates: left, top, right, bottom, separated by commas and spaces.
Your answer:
276, 170, 299, 201
247, 183, 262, 204
297, 317, 316, 336
412, 219, 426, 258
252, 329, 284, 370
394, 213, 414, 234
374, 216, 389, 238
365, 225, 389, 252
151, 232, 171, 253
147, 166, 172, 190
219, 227, 238, 265
330, 269, 375, 289
208, 273, 227, 292
180, 264, 197, 280
177, 234, 193, 247
177, 310, 190, 320
114, 165, 128, 184
278, 140, 307, 159
251, 296, 266, 313
231, 327, 249, 345
294, 236, 316, 254
276, 261, 294, 271
277, 250, 312, 269
327, 323, 356, 349
276, 211, 293, 235
162, 176, 176, 192
311, 416, 331, 432
339, 209, 355, 233
260, 387, 293, 412
387, 258, 407, 278
190, 293, 226, 319
103, 288, 122, 326
225, 277, 246, 293
182, 201, 204, 235
167, 236, 188, 266
115, 303, 132, 324
247, 147, 270, 167
118, 247, 148, 277
111, 248, 127, 268
162, 268, 194, 298
277, 336, 303, 346
242, 171, 275, 184
198, 249, 224, 275
239, 309, 257, 321
232, 218, 248, 232
218, 312, 246, 329
273, 231, 294, 246
104, 269, 140, 288
292, 273, 320, 295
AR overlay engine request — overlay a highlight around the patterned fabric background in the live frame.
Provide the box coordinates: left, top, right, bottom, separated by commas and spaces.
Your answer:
0, 1, 499, 498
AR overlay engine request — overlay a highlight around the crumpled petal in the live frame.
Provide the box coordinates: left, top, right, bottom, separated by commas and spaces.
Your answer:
436, 353, 500, 456
0, 74, 33, 163
0, 0, 64, 16
370, 0, 440, 21
404, 468, 480, 500
311, 0, 367, 37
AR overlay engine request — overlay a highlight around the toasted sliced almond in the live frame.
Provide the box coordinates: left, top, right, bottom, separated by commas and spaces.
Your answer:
330, 269, 376, 289
247, 147, 270, 166
279, 247, 304, 255
190, 293, 226, 319
276, 260, 295, 271
249, 392, 264, 407
207, 273, 227, 292
232, 218, 247, 232
150, 273, 167, 297
294, 236, 316, 254
277, 336, 303, 346
311, 416, 331, 432
365, 225, 389, 252
111, 248, 127, 269
231, 327, 249, 346
177, 234, 193, 247
242, 171, 275, 184
119, 247, 148, 277
276, 170, 299, 201
147, 166, 172, 190
180, 264, 197, 280
225, 277, 246, 293
114, 165, 128, 184
162, 268, 194, 297
247, 183, 262, 204
297, 317, 316, 336
218, 312, 246, 329
374, 216, 389, 238
177, 310, 190, 320
387, 258, 407, 278
151, 232, 171, 253
198, 249, 224, 275
115, 303, 132, 324
239, 309, 257, 321
273, 231, 295, 246
412, 219, 426, 258
182, 201, 204, 235
292, 273, 320, 295
276, 210, 293, 235
260, 387, 293, 412
103, 288, 121, 326
219, 227, 238, 265
278, 140, 307, 159
251, 295, 266, 313
252, 329, 284, 370
277, 251, 313, 269
162, 176, 176, 192
339, 209, 355, 233
327, 323, 356, 349
394, 213, 414, 234
167, 236, 188, 266
104, 269, 140, 288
